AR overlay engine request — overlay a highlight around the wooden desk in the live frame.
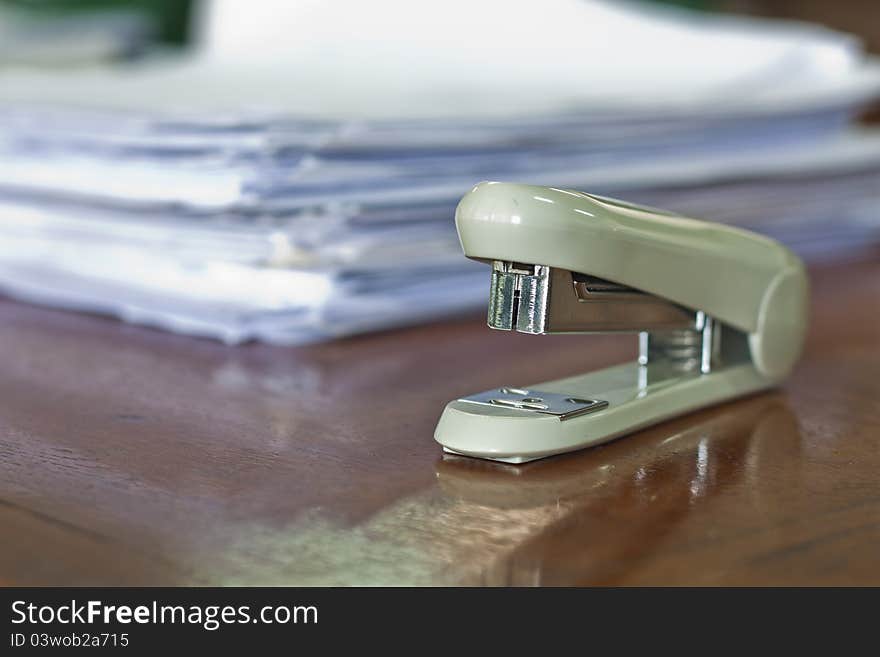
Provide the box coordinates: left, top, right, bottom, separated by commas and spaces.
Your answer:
1, 256, 878, 586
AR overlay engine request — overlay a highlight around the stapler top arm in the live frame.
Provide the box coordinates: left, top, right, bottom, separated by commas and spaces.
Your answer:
455, 181, 808, 380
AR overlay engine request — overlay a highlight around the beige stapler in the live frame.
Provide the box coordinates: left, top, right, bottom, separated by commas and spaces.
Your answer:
434, 182, 808, 463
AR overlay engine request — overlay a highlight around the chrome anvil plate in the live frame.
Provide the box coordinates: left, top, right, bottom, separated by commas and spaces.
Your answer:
457, 387, 608, 421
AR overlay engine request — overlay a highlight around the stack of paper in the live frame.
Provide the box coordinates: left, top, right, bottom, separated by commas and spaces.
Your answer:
1, 0, 879, 344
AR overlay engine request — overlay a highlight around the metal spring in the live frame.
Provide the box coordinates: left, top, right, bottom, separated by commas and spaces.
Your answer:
647, 329, 704, 371
640, 313, 719, 374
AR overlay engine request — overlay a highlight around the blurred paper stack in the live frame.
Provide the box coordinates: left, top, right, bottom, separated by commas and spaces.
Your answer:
1, 0, 880, 344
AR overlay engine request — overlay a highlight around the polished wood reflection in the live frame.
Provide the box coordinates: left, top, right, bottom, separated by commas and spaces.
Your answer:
0, 256, 878, 585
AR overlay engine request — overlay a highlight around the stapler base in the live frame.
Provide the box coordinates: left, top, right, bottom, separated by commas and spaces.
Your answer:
440, 446, 544, 464
434, 361, 773, 463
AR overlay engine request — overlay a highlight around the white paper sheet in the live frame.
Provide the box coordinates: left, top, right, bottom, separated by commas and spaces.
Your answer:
1, 0, 879, 344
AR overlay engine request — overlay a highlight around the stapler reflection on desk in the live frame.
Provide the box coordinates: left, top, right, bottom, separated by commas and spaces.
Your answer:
435, 182, 808, 463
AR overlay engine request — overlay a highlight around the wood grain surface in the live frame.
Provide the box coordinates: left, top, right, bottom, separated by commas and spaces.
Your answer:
0, 256, 878, 586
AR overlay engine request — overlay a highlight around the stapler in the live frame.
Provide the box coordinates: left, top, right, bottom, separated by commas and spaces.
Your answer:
434, 182, 808, 463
